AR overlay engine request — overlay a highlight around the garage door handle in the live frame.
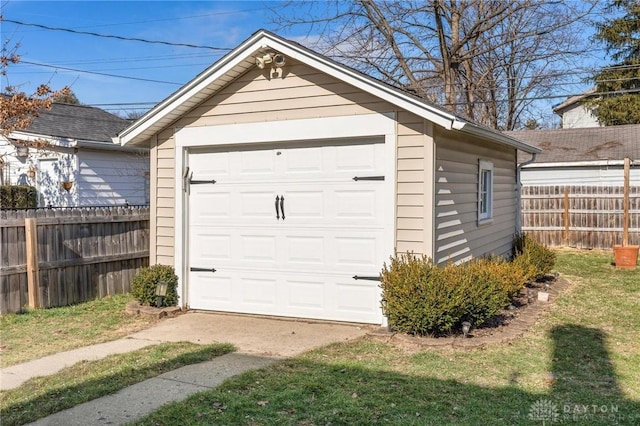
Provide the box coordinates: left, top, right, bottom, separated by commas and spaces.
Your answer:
280, 195, 285, 220
275, 196, 281, 220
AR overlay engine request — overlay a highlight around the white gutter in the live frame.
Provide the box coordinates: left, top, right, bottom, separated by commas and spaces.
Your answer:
516, 152, 538, 233
522, 159, 639, 168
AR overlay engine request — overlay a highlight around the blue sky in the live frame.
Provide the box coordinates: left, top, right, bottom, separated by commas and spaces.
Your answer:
1, 1, 300, 116
1, 1, 605, 124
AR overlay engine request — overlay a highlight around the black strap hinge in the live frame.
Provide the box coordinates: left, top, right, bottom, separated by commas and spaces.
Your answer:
190, 267, 217, 273
352, 275, 380, 281
353, 176, 384, 181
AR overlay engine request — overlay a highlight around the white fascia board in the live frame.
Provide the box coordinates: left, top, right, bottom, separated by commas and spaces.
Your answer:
8, 131, 75, 147
76, 139, 149, 153
522, 160, 633, 169
453, 121, 542, 154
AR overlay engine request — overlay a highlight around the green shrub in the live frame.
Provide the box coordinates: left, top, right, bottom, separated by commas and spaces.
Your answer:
0, 185, 37, 208
380, 254, 527, 336
131, 264, 179, 307
512, 233, 556, 281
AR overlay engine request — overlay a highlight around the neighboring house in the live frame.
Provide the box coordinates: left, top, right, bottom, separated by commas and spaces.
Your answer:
114, 30, 539, 324
0, 102, 149, 207
553, 88, 601, 128
506, 124, 640, 186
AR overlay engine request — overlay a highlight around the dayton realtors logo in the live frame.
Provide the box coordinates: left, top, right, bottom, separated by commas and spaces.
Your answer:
528, 399, 623, 424
528, 399, 560, 424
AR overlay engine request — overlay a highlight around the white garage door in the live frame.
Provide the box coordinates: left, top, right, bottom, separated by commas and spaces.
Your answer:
186, 139, 389, 323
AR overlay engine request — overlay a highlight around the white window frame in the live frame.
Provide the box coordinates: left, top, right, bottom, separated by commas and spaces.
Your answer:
478, 159, 494, 224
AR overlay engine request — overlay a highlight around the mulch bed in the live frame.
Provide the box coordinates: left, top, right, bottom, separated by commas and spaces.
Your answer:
366, 274, 573, 351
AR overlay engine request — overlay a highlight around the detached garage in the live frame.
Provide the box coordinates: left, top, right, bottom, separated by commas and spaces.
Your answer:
115, 30, 539, 324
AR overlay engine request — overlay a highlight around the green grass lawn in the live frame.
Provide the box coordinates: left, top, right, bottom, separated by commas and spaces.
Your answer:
133, 250, 640, 425
0, 294, 160, 367
0, 342, 234, 426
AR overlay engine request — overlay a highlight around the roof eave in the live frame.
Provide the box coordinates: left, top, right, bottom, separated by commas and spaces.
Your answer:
453, 121, 541, 154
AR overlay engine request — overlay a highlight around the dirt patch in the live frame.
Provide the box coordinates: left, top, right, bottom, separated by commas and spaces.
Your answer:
367, 274, 573, 352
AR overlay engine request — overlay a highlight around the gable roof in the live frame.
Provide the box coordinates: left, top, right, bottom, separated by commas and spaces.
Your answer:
115, 29, 539, 154
17, 102, 130, 143
506, 124, 640, 164
552, 88, 596, 114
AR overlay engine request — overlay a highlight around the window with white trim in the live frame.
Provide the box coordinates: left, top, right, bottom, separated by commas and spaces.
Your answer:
478, 160, 493, 223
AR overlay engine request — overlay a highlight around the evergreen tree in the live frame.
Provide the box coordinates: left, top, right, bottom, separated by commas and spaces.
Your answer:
588, 0, 640, 125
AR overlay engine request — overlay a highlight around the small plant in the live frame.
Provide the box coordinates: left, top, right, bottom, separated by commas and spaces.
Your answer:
131, 265, 178, 307
512, 233, 556, 282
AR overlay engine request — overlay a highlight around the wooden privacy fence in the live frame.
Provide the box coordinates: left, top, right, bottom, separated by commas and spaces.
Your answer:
521, 185, 640, 249
0, 207, 150, 314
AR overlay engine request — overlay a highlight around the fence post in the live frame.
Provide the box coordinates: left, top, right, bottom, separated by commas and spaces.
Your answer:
623, 157, 630, 246
563, 187, 570, 246
25, 218, 40, 308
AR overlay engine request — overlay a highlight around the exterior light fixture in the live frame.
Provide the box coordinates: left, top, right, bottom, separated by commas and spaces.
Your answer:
462, 321, 471, 338
155, 281, 168, 307
255, 52, 286, 69
61, 181, 73, 192
255, 53, 274, 69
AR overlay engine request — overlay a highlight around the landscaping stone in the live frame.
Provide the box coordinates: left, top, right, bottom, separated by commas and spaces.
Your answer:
125, 301, 183, 319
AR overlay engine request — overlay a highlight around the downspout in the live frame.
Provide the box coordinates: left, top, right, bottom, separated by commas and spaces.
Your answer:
516, 152, 537, 233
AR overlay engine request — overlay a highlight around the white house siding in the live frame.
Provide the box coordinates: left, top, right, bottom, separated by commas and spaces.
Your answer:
521, 165, 640, 186
76, 149, 149, 206
0, 138, 30, 186
560, 104, 600, 128
434, 128, 517, 264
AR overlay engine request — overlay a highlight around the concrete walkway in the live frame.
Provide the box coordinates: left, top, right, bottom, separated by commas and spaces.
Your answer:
1, 312, 369, 425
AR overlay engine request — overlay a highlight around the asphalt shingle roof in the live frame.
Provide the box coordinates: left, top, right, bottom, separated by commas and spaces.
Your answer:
23, 102, 130, 143
506, 124, 640, 164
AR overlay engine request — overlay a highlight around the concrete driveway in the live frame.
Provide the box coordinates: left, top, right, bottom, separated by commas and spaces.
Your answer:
130, 311, 372, 357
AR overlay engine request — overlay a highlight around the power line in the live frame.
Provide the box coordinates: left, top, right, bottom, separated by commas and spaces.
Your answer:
18, 60, 183, 85
2, 18, 233, 51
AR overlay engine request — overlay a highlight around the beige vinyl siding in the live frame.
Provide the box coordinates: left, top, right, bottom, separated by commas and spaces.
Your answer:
395, 112, 434, 256
153, 129, 176, 265
179, 62, 394, 128
149, 60, 397, 266
434, 128, 516, 264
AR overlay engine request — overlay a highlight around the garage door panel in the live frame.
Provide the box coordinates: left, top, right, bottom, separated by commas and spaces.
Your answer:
189, 272, 233, 307
240, 277, 278, 307
285, 236, 325, 264
240, 234, 277, 263
190, 191, 231, 222
333, 279, 380, 319
334, 235, 380, 268
239, 191, 279, 219
237, 149, 277, 175
286, 278, 325, 311
192, 232, 232, 261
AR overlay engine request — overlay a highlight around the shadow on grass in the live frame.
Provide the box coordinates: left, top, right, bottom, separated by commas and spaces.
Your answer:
132, 325, 640, 425
0, 344, 234, 426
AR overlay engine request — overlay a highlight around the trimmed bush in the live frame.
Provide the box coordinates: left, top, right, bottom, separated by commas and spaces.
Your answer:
512, 233, 556, 282
0, 185, 37, 208
380, 254, 527, 336
131, 264, 179, 307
